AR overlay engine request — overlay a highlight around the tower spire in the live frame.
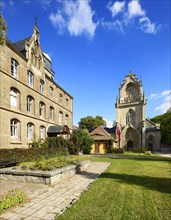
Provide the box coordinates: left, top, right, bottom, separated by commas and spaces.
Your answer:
0, 6, 7, 45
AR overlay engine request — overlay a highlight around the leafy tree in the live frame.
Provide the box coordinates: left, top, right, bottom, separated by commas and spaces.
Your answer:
151, 112, 171, 145
79, 115, 106, 130
70, 129, 94, 154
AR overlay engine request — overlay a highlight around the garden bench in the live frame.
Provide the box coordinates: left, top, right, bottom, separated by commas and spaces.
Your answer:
0, 158, 19, 168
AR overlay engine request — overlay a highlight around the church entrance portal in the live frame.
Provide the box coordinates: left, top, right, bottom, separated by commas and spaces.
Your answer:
127, 140, 134, 151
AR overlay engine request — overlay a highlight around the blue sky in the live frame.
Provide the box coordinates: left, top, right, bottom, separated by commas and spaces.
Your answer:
1, 0, 171, 127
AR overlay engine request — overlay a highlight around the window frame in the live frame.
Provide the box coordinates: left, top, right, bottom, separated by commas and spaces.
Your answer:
10, 119, 20, 140
28, 71, 34, 88
40, 80, 44, 95
11, 59, 19, 79
27, 123, 34, 140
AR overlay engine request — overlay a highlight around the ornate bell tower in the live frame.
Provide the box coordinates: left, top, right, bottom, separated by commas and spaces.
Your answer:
115, 71, 147, 150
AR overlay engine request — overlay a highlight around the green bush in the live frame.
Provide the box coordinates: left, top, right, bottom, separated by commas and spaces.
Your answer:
112, 148, 125, 154
0, 147, 68, 163
0, 189, 27, 214
29, 157, 79, 171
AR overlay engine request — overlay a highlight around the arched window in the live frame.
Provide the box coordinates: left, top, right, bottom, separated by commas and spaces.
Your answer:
27, 123, 34, 140
11, 119, 20, 140
10, 88, 20, 109
28, 71, 33, 88
59, 111, 63, 125
59, 94, 63, 105
66, 98, 69, 108
27, 96, 34, 114
40, 126, 46, 139
49, 106, 54, 121
11, 58, 19, 79
39, 102, 46, 118
126, 109, 136, 126
65, 114, 69, 125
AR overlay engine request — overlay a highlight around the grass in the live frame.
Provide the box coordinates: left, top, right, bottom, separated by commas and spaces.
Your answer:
56, 155, 171, 220
19, 156, 79, 171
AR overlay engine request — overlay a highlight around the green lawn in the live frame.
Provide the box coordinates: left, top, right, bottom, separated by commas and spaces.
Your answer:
56, 155, 171, 220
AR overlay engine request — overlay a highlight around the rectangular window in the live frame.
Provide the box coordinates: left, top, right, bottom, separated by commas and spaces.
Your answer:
10, 89, 18, 108
50, 87, 53, 100
40, 80, 44, 95
28, 71, 33, 88
27, 96, 33, 113
11, 59, 18, 79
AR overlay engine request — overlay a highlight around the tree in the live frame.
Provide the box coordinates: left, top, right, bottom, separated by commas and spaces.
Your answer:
151, 112, 171, 145
70, 129, 94, 154
79, 115, 106, 130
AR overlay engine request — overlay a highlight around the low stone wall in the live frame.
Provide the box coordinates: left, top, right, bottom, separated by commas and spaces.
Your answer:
0, 160, 90, 185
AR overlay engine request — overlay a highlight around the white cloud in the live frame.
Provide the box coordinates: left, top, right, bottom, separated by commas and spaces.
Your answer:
104, 119, 114, 128
107, 1, 125, 17
105, 0, 161, 34
155, 95, 171, 113
127, 0, 145, 18
49, 0, 97, 38
139, 16, 161, 34
149, 90, 171, 99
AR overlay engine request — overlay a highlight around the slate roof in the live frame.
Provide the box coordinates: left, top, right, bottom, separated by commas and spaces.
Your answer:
89, 126, 114, 141
13, 37, 31, 54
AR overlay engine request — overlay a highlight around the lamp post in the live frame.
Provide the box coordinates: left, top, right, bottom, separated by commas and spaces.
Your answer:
140, 120, 144, 152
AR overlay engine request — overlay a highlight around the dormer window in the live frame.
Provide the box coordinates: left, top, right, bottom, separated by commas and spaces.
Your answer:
11, 59, 18, 79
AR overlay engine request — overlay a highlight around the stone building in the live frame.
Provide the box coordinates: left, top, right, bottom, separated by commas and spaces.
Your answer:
0, 15, 73, 149
115, 71, 161, 152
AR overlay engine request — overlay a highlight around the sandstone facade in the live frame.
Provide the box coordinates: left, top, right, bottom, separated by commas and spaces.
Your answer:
0, 23, 73, 149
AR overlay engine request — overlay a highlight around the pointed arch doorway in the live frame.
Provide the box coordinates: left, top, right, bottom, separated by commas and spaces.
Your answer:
127, 140, 134, 151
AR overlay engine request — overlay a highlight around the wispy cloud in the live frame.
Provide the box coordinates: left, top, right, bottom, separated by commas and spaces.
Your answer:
149, 90, 171, 114
104, 0, 161, 34
155, 95, 171, 113
149, 90, 171, 99
49, 0, 97, 39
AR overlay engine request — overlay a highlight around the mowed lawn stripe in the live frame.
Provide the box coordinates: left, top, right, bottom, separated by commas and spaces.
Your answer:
56, 157, 171, 220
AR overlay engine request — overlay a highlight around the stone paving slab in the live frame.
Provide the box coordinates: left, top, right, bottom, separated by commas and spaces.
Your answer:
0, 162, 110, 220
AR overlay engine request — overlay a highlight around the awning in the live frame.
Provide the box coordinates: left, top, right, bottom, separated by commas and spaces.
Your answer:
47, 125, 70, 135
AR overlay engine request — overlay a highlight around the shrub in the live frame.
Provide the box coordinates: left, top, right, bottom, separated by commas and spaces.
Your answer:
44, 137, 71, 149
70, 129, 94, 154
0, 189, 27, 214
0, 147, 68, 163
112, 148, 125, 154
28, 157, 79, 171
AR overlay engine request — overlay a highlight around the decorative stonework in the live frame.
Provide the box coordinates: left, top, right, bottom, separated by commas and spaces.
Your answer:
0, 12, 7, 45
115, 71, 161, 151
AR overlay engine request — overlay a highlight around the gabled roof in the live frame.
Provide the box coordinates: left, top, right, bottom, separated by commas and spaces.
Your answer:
145, 118, 160, 131
89, 126, 114, 141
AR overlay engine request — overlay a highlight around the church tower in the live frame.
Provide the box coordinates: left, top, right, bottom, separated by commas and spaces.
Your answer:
115, 71, 146, 150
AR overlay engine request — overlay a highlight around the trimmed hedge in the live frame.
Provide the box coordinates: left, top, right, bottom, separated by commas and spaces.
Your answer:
0, 147, 68, 163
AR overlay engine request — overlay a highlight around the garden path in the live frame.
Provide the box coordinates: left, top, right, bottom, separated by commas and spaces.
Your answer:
0, 161, 110, 220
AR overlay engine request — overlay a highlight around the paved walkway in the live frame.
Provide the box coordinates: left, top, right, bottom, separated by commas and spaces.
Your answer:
0, 162, 110, 220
